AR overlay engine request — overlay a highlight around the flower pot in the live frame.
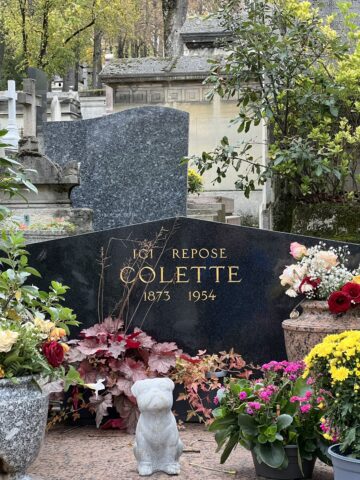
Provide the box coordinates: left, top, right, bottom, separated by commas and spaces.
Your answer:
251, 445, 316, 479
329, 444, 360, 480
0, 376, 49, 480
282, 300, 360, 361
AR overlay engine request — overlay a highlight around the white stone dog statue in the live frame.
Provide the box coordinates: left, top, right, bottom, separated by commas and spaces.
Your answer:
131, 377, 183, 476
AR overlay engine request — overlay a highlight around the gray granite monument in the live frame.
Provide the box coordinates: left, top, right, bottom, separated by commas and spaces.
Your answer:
42, 106, 189, 230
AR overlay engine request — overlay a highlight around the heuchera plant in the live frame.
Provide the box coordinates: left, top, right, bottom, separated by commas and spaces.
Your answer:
209, 361, 326, 469
171, 349, 250, 423
280, 241, 360, 314
67, 318, 184, 432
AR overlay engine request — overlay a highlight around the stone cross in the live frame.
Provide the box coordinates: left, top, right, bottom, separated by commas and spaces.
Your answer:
18, 78, 42, 137
0, 80, 20, 149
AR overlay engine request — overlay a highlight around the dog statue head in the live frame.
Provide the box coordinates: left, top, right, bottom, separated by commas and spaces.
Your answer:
131, 378, 174, 413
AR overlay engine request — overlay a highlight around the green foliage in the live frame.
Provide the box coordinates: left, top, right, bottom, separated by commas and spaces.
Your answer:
0, 229, 79, 378
186, 0, 360, 202
209, 362, 327, 467
0, 130, 38, 220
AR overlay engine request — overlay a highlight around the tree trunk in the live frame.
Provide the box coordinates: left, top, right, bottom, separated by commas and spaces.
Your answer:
62, 68, 76, 91
92, 28, 103, 89
162, 0, 188, 57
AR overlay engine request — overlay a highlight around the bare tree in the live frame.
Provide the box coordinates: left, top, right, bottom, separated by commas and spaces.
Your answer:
162, 0, 188, 57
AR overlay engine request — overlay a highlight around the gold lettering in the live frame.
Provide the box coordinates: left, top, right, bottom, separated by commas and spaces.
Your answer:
175, 266, 190, 283
172, 249, 180, 259
191, 248, 198, 258
159, 266, 173, 283
133, 249, 153, 259
182, 249, 189, 259
228, 266, 242, 283
190, 266, 206, 283
199, 248, 210, 259
120, 267, 136, 284
209, 266, 226, 283
139, 267, 156, 284
210, 248, 218, 258
219, 248, 227, 259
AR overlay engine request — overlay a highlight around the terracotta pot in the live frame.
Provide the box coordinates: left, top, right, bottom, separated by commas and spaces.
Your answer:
282, 300, 360, 361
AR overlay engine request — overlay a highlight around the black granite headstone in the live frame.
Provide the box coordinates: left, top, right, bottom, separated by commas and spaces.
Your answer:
27, 218, 360, 365
42, 107, 188, 231
28, 67, 48, 138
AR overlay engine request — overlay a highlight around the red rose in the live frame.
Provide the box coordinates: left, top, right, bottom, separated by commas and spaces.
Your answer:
42, 341, 65, 367
341, 282, 360, 303
328, 291, 352, 314
299, 277, 321, 294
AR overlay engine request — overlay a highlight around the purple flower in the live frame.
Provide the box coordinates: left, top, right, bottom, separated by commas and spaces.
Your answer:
300, 404, 311, 414
246, 407, 254, 415
248, 401, 261, 410
239, 391, 248, 400
213, 396, 219, 406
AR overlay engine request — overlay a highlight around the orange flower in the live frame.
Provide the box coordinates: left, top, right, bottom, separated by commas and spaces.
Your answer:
49, 327, 67, 341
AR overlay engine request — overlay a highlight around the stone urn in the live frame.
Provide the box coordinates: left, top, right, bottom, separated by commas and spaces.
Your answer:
282, 300, 360, 361
0, 376, 49, 479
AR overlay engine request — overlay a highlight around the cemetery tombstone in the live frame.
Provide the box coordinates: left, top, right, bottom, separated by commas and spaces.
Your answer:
28, 67, 48, 139
27, 217, 360, 365
18, 79, 42, 138
42, 107, 189, 230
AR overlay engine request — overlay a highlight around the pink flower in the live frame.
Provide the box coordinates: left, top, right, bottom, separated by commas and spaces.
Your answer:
246, 407, 254, 415
248, 402, 261, 410
290, 242, 308, 260
306, 377, 315, 385
290, 396, 301, 403
305, 391, 312, 400
213, 396, 219, 406
239, 391, 248, 400
300, 404, 311, 414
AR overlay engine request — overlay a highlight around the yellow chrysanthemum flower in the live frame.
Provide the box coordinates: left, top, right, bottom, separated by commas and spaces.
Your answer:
352, 275, 360, 285
330, 366, 351, 382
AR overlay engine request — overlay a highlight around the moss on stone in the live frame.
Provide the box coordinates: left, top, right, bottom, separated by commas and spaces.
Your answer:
291, 203, 360, 243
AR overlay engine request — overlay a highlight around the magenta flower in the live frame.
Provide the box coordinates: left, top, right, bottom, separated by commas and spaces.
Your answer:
239, 391, 248, 400
248, 401, 261, 410
213, 396, 219, 406
300, 404, 311, 414
246, 407, 254, 415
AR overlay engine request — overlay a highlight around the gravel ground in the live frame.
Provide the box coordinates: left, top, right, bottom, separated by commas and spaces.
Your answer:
29, 424, 334, 480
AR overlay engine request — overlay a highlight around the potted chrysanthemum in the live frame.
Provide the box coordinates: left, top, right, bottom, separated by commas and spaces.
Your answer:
0, 229, 79, 479
280, 242, 360, 361
209, 360, 326, 479
304, 331, 360, 480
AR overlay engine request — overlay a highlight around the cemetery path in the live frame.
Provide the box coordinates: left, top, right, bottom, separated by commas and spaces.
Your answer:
29, 424, 333, 480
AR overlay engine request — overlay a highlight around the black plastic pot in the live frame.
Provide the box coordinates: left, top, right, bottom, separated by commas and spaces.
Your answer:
329, 444, 360, 480
251, 445, 316, 480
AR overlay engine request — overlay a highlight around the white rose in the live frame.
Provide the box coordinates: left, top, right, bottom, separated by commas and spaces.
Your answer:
0, 330, 19, 353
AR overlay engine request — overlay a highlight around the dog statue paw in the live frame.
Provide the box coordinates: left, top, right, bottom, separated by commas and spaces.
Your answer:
131, 378, 183, 476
